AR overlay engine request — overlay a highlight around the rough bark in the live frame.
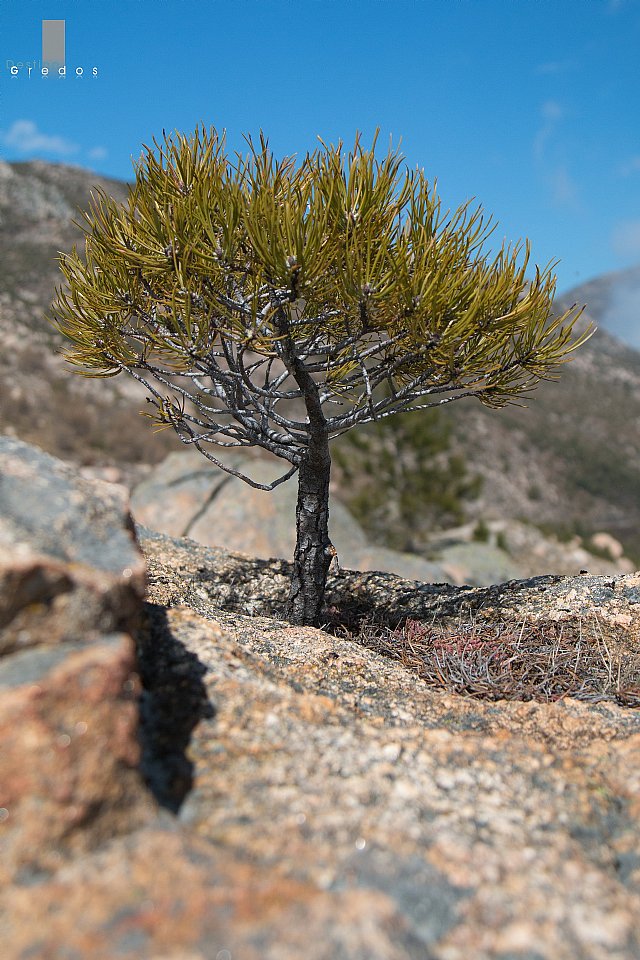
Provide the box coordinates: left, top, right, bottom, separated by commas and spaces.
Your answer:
270, 302, 335, 627
286, 435, 333, 626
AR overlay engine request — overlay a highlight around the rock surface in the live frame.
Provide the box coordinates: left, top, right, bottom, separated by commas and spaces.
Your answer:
140, 602, 640, 960
0, 436, 155, 885
0, 436, 146, 655
137, 523, 640, 632
2, 437, 640, 959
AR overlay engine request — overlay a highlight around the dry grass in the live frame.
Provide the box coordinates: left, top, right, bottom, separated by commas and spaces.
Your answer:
347, 615, 640, 707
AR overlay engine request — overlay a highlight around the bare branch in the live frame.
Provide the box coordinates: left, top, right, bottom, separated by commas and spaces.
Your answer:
186, 436, 299, 488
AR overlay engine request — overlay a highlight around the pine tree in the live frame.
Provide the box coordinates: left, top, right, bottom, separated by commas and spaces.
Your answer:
51, 127, 590, 625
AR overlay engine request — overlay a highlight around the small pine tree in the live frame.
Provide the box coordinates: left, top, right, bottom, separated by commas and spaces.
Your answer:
51, 127, 590, 626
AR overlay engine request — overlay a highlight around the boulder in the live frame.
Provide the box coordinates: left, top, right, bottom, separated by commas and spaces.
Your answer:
0, 632, 150, 884
432, 539, 520, 586
0, 436, 154, 884
9, 538, 639, 959
0, 436, 146, 655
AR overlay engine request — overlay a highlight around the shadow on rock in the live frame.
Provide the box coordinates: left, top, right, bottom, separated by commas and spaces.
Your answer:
136, 603, 215, 812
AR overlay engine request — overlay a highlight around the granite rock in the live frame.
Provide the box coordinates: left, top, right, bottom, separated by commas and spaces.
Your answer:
3, 438, 640, 959
137, 523, 640, 631
10, 586, 638, 960
0, 435, 146, 655
0, 632, 153, 885
0, 436, 154, 885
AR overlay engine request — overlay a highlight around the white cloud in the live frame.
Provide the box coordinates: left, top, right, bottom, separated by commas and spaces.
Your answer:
617, 155, 640, 177
549, 165, 579, 208
0, 119, 78, 156
535, 60, 576, 76
532, 102, 581, 210
612, 220, 640, 259
541, 100, 564, 121
533, 100, 563, 162
88, 146, 107, 160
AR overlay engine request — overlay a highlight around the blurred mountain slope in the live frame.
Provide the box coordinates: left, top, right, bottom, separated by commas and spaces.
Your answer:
0, 159, 175, 471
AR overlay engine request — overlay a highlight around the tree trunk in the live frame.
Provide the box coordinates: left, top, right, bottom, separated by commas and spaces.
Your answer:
287, 435, 333, 627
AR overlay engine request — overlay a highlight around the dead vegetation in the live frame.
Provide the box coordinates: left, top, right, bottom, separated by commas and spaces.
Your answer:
345, 614, 640, 707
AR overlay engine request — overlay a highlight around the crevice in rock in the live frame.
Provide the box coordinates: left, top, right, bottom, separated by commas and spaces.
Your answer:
135, 602, 215, 813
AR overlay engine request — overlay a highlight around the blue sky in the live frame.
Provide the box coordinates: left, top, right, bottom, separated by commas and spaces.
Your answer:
1, 0, 640, 295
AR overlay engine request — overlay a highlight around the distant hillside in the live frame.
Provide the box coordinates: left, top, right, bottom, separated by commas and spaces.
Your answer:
0, 159, 130, 319
1, 159, 639, 560
559, 264, 640, 350
0, 159, 175, 470
444, 292, 640, 559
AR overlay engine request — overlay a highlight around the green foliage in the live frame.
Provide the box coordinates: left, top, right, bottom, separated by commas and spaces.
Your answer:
527, 483, 543, 501
496, 531, 509, 552
333, 407, 481, 551
472, 519, 491, 542
51, 125, 590, 424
